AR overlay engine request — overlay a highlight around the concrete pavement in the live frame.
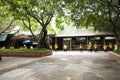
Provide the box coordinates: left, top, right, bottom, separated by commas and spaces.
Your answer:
0, 51, 120, 80
0, 57, 42, 74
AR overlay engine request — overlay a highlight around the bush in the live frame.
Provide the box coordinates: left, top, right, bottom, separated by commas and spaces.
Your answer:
0, 48, 48, 52
113, 50, 120, 55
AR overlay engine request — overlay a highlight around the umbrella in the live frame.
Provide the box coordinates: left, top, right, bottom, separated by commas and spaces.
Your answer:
22, 40, 33, 45
31, 41, 38, 45
22, 40, 38, 45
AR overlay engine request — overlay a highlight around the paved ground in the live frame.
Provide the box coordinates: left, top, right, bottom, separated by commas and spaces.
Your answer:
0, 51, 120, 80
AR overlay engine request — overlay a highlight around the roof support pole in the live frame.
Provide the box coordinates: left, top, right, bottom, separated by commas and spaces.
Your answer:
70, 38, 72, 50
0, 56, 2, 60
87, 37, 89, 45
55, 37, 57, 43
104, 37, 105, 45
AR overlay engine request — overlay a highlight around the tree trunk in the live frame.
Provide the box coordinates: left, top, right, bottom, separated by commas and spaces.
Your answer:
37, 27, 47, 48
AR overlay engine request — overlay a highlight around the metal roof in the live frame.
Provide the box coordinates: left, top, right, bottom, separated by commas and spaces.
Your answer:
0, 34, 8, 41
55, 26, 113, 37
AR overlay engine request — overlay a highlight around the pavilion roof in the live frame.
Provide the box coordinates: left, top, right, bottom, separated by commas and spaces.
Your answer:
55, 26, 113, 37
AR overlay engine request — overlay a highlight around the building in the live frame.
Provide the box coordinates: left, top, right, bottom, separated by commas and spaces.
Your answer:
0, 34, 14, 48
52, 26, 115, 50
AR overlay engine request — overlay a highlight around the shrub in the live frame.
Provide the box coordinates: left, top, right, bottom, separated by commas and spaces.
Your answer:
0, 48, 48, 52
113, 50, 120, 55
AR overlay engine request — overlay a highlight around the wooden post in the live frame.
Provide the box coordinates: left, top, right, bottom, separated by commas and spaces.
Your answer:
0, 56, 2, 61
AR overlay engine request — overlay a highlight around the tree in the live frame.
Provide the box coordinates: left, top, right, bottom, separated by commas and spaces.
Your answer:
0, 0, 16, 34
64, 0, 120, 48
2, 0, 64, 48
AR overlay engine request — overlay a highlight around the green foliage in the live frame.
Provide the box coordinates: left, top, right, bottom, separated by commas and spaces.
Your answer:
0, 0, 66, 35
0, 48, 48, 52
47, 25, 57, 34
64, 0, 120, 35
113, 50, 120, 55
55, 17, 64, 30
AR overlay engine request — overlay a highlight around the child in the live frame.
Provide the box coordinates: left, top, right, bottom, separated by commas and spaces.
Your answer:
79, 44, 83, 51
114, 44, 118, 50
108, 43, 113, 51
93, 43, 98, 52
87, 43, 92, 52
103, 44, 107, 52
63, 44, 67, 51
54, 43, 58, 50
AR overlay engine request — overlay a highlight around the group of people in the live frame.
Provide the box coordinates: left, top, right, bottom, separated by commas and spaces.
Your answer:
80, 43, 118, 52
48, 43, 67, 51
49, 43, 58, 50
49, 43, 118, 51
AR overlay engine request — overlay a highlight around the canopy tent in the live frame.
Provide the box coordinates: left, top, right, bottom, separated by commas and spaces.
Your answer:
0, 34, 8, 41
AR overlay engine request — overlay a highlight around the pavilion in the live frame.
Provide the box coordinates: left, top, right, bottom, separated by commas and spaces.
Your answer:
52, 26, 115, 50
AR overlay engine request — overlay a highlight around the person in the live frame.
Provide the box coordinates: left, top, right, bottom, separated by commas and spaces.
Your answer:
24, 45, 27, 49
79, 44, 83, 51
63, 44, 67, 51
49, 44, 52, 50
93, 43, 98, 52
87, 43, 92, 52
108, 43, 113, 51
54, 43, 58, 50
30, 46, 33, 49
103, 44, 107, 52
114, 44, 118, 50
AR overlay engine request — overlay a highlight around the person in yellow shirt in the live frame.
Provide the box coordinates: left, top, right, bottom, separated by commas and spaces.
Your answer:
54, 43, 58, 50
49, 44, 52, 50
63, 44, 67, 51
103, 44, 107, 51
79, 44, 83, 51
108, 43, 113, 51
93, 43, 98, 52
114, 44, 118, 50
87, 43, 92, 52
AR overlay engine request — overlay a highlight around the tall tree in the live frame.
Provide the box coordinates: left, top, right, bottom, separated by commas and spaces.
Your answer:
2, 0, 64, 48
64, 0, 120, 47
0, 0, 16, 34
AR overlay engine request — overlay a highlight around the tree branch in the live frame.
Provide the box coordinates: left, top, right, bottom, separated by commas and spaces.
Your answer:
0, 18, 15, 34
29, 10, 44, 27
22, 18, 36, 38
46, 15, 53, 25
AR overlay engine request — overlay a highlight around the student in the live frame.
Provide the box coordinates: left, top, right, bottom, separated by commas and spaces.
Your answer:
87, 43, 92, 52
63, 44, 67, 51
79, 44, 83, 51
54, 43, 58, 50
93, 43, 98, 52
114, 44, 118, 50
103, 44, 107, 52
49, 44, 52, 50
108, 43, 113, 51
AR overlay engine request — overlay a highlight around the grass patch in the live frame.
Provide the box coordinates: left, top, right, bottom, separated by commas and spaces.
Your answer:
0, 48, 48, 52
113, 50, 120, 55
